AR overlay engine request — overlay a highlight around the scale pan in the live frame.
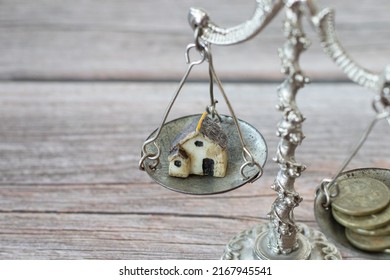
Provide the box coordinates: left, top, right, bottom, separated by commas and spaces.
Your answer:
143, 114, 267, 195
314, 168, 390, 259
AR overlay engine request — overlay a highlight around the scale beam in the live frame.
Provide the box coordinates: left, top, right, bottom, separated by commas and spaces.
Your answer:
188, 0, 283, 45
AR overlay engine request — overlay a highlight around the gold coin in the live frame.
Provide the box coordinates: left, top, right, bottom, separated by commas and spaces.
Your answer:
331, 177, 390, 216
332, 206, 390, 230
345, 228, 390, 252
351, 224, 390, 236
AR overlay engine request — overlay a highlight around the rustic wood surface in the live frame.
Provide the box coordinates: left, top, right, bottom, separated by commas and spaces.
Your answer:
1, 0, 390, 81
0, 0, 389, 260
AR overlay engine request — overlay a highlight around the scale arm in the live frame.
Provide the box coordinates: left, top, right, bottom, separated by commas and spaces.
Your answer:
310, 6, 388, 92
188, 0, 283, 45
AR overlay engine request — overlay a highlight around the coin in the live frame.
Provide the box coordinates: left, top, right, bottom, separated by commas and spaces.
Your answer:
331, 177, 390, 216
331, 206, 390, 230
351, 224, 390, 236
345, 228, 390, 252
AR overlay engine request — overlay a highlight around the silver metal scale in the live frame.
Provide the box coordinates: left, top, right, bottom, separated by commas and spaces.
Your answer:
139, 0, 390, 260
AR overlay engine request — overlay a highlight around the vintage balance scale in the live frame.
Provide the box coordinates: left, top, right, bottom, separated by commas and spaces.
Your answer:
139, 0, 390, 260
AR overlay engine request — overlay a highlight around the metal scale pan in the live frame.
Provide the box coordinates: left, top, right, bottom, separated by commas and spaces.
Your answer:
314, 167, 390, 259
143, 114, 267, 195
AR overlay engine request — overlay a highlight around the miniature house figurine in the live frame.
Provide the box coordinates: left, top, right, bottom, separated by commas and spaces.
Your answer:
168, 113, 228, 178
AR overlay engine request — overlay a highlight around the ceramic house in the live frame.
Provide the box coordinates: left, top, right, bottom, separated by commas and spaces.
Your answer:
168, 114, 228, 178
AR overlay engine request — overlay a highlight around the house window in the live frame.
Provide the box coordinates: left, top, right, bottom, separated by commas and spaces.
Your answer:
174, 160, 182, 167
194, 140, 203, 147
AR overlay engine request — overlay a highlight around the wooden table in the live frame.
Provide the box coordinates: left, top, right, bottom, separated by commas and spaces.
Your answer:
0, 0, 389, 260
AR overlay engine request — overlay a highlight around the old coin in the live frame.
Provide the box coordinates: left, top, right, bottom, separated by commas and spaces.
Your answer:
351, 223, 390, 236
331, 177, 390, 216
345, 228, 390, 252
332, 206, 390, 230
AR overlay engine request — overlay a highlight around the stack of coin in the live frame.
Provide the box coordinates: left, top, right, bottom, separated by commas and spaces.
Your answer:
330, 177, 390, 253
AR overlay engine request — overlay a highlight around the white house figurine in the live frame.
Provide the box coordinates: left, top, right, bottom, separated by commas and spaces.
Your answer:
168, 113, 228, 178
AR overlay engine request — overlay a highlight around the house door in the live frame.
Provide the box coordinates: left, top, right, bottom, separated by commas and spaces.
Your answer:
202, 158, 214, 176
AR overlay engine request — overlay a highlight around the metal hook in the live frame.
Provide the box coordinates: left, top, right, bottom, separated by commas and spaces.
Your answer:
240, 161, 263, 183
242, 146, 255, 164
318, 178, 339, 209
372, 91, 390, 127
139, 141, 161, 170
193, 26, 204, 52
185, 43, 206, 65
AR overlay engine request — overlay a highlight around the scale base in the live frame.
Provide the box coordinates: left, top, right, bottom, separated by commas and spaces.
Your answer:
221, 223, 342, 260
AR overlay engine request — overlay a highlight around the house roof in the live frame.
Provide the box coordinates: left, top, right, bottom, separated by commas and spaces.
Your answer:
198, 116, 228, 149
168, 146, 189, 160
169, 114, 228, 154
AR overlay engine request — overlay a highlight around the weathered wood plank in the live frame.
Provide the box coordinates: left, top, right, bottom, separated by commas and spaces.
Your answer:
0, 212, 323, 259
0, 212, 360, 259
0, 0, 389, 80
1, 82, 389, 185
0, 182, 316, 219
0, 81, 389, 259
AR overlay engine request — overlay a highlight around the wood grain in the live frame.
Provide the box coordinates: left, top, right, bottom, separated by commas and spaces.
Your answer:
1, 0, 389, 261
1, 82, 389, 259
0, 0, 389, 81
1, 82, 388, 185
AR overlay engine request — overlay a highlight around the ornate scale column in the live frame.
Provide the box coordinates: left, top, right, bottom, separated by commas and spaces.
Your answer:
268, 1, 310, 255
252, 1, 317, 259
